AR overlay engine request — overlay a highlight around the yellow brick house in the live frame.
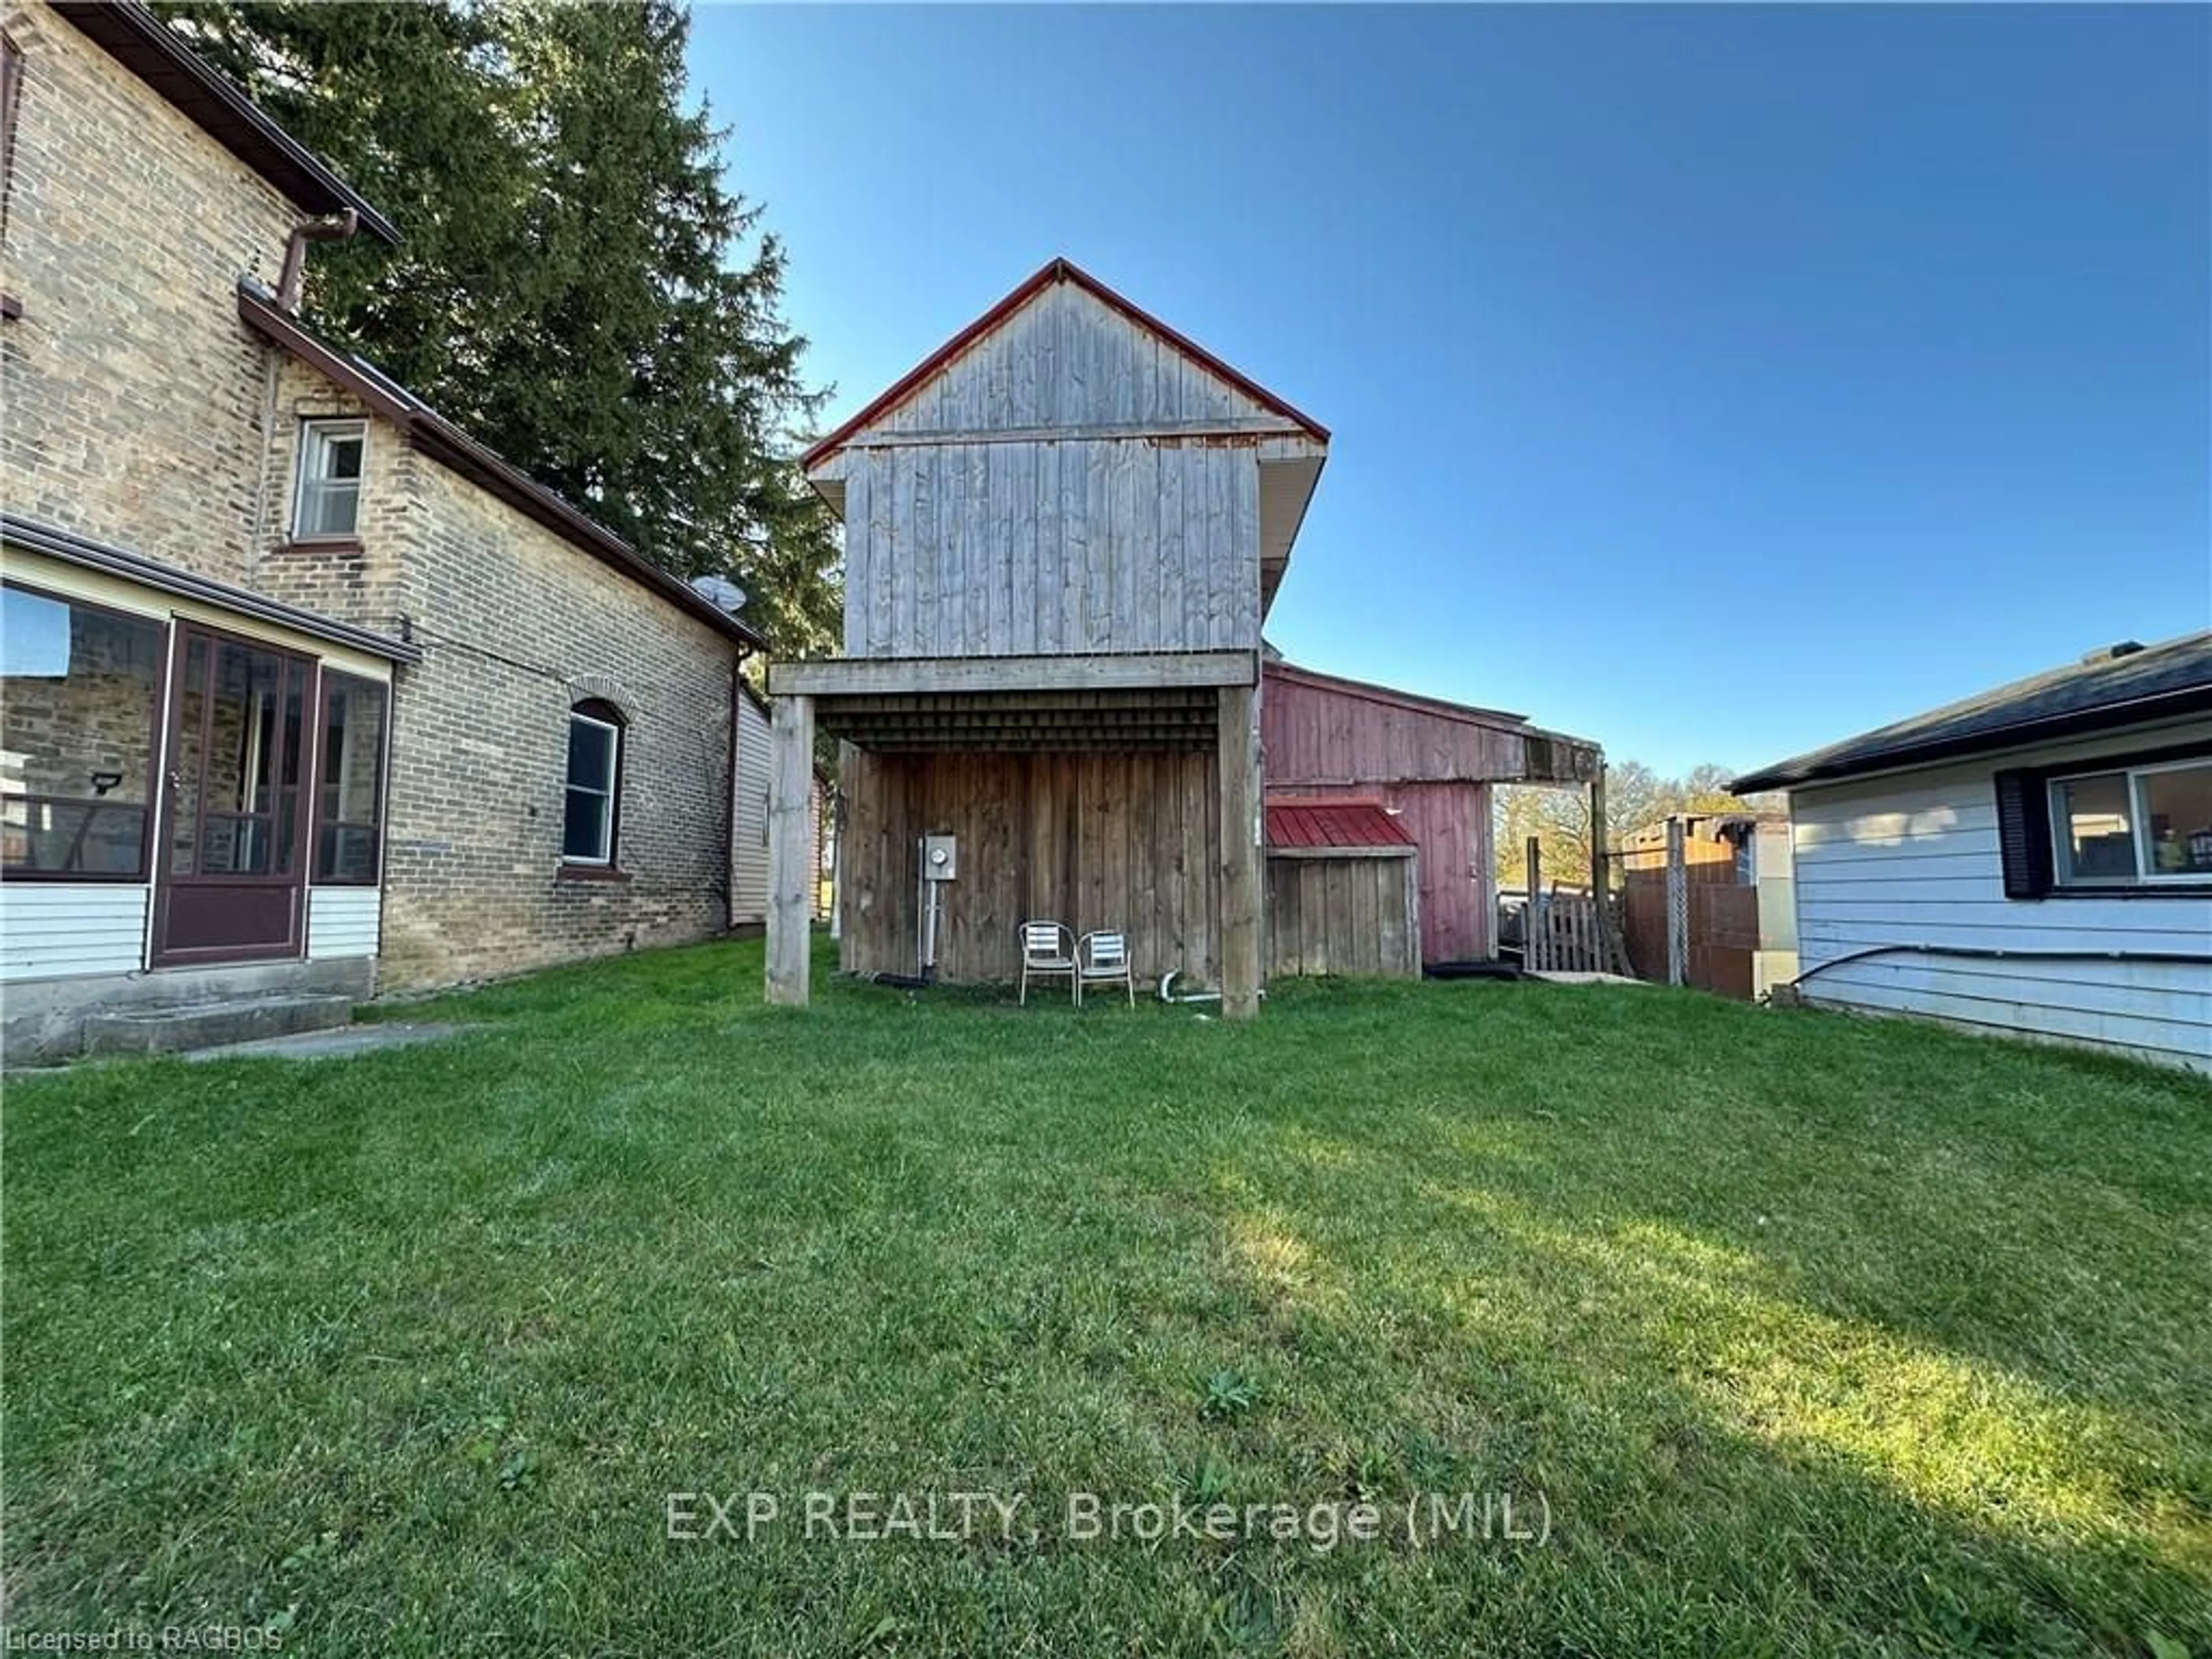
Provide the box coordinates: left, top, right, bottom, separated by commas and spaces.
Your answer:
1, 3, 764, 1058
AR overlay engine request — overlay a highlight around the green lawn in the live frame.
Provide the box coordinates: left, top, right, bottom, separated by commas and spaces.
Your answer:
5, 935, 2209, 1657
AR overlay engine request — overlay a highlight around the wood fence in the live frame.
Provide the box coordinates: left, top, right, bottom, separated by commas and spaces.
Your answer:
1521, 837, 1633, 974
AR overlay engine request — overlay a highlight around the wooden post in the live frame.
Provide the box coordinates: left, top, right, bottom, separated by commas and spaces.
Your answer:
1217, 683, 1261, 1018
766, 692, 816, 1006
1665, 814, 1688, 987
1588, 766, 1608, 901
1589, 763, 1629, 975
1525, 835, 1543, 972
828, 741, 855, 947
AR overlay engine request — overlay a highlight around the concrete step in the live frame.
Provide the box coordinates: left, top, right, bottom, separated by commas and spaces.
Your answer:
81, 994, 356, 1058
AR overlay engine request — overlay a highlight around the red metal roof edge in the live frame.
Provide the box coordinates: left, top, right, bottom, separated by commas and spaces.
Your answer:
1264, 798, 1416, 850
801, 257, 1331, 471
238, 284, 766, 654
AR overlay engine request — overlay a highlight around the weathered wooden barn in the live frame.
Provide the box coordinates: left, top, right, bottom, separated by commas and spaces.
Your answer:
768, 259, 1329, 1014
1261, 659, 1599, 966
765, 259, 1604, 1009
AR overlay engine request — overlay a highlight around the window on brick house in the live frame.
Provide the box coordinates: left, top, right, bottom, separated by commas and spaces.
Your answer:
563, 700, 624, 866
313, 673, 387, 884
293, 419, 366, 540
1, 583, 164, 879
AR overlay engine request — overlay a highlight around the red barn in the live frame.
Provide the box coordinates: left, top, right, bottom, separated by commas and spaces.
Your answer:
1261, 659, 1600, 966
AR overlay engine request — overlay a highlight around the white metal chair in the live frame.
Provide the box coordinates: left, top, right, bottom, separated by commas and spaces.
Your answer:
1018, 921, 1077, 1006
1077, 930, 1136, 1007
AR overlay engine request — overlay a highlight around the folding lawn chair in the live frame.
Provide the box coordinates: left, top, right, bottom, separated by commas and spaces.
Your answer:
1076, 930, 1136, 1008
1018, 921, 1077, 1006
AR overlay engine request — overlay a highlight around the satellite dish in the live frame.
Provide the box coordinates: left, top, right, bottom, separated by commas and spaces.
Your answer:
688, 575, 747, 614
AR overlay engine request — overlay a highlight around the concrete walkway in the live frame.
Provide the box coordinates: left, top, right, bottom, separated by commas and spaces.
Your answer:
178, 1022, 472, 1063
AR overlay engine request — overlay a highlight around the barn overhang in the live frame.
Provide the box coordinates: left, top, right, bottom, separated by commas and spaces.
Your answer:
1260, 659, 1603, 787
769, 650, 1256, 753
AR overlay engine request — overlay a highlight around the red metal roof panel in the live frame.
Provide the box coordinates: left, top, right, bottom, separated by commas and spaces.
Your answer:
1264, 798, 1415, 851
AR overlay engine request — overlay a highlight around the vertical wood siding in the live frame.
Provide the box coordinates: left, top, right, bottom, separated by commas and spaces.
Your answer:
838, 748, 1219, 987
1262, 666, 1524, 962
840, 439, 1262, 658
836, 283, 1289, 661
1264, 855, 1419, 978
1791, 725, 2212, 1072
1261, 667, 1530, 782
0, 883, 149, 980
871, 281, 1293, 436
1255, 781, 1492, 964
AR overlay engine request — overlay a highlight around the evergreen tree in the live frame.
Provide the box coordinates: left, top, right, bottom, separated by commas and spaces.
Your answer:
156, 1, 842, 658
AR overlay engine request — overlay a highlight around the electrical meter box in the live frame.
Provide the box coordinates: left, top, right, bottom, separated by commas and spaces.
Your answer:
922, 834, 959, 881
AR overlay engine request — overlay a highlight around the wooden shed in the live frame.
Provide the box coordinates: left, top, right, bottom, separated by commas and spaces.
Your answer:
1261, 659, 1600, 965
767, 259, 1331, 1014
1264, 798, 1419, 977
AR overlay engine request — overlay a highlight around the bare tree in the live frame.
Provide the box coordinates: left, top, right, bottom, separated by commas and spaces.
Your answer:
1495, 761, 1758, 891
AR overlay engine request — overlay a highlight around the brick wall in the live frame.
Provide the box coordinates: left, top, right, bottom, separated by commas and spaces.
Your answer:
368, 453, 740, 989
245, 358, 416, 637
0, 3, 291, 582
2, 3, 748, 991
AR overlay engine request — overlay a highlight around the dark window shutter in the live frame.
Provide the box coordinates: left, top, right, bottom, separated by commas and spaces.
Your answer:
1993, 769, 2052, 899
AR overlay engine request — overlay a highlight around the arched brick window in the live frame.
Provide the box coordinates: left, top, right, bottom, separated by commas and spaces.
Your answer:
563, 698, 625, 867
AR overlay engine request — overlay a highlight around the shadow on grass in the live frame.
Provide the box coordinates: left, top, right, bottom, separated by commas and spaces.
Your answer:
6, 935, 2207, 1655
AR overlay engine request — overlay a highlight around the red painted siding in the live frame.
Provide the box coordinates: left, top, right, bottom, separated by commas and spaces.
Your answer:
1266, 780, 1490, 963
1263, 664, 1528, 963
1262, 664, 1529, 785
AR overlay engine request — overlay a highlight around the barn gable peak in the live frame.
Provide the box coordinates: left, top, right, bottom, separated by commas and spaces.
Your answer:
801, 259, 1329, 470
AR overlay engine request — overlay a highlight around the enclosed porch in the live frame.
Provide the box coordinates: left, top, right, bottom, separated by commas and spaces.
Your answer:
1, 516, 412, 1061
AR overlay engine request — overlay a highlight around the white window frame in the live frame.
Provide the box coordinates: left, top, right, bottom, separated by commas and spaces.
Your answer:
291, 419, 367, 541
564, 711, 622, 866
2047, 756, 2212, 888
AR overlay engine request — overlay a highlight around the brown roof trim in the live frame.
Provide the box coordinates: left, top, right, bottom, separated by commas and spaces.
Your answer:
52, 2, 398, 245
802, 257, 1330, 471
238, 284, 765, 653
2, 511, 420, 663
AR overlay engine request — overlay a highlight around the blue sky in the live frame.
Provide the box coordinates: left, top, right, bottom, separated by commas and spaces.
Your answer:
688, 3, 2210, 779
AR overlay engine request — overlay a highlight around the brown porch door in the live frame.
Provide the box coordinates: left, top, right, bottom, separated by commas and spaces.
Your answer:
152, 626, 315, 965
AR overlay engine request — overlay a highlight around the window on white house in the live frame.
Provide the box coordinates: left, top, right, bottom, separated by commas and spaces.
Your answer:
2138, 762, 2212, 877
563, 701, 623, 865
2050, 760, 2212, 885
293, 420, 366, 540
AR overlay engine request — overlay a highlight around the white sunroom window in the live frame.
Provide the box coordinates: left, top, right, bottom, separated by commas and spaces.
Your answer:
2050, 759, 2212, 885
293, 419, 366, 540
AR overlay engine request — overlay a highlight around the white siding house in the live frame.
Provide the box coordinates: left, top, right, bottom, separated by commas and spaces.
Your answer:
1736, 637, 2212, 1074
